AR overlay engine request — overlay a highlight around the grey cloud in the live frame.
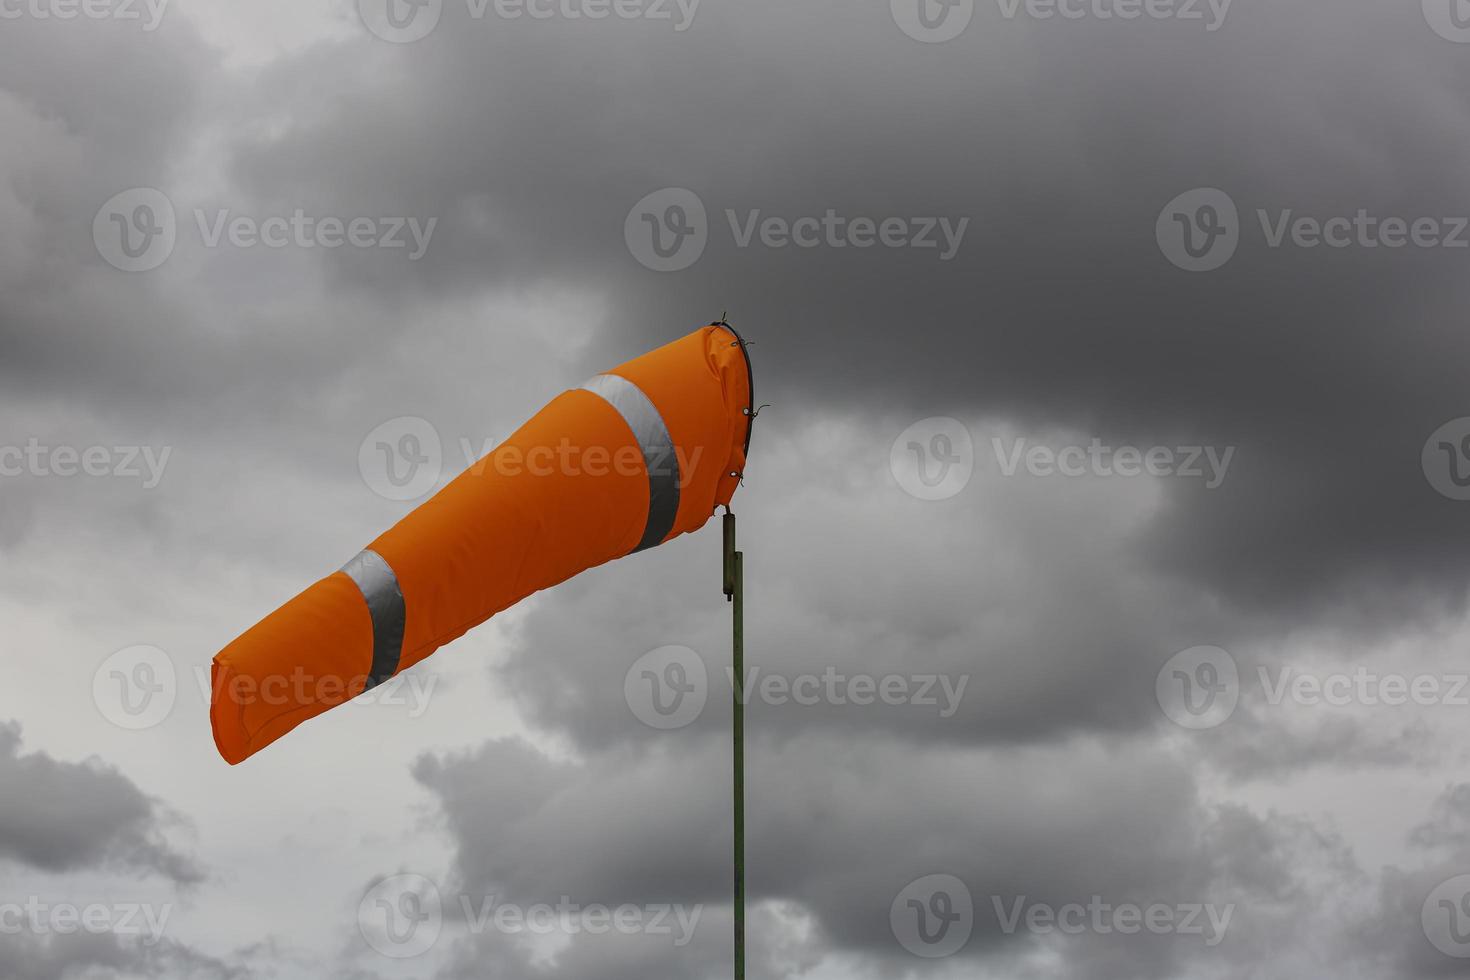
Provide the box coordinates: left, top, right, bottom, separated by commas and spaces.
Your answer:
3, 3, 1470, 980
1, 932, 251, 980
1347, 783, 1470, 978
7, 0, 1470, 623
185, 0, 1470, 621
1197, 705, 1434, 780
491, 421, 1239, 752
412, 729, 1388, 979
0, 722, 202, 883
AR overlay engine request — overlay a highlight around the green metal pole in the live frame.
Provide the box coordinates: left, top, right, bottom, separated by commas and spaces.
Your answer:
723, 513, 744, 980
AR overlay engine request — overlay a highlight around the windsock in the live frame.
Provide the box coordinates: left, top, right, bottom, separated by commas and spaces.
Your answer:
211, 323, 754, 764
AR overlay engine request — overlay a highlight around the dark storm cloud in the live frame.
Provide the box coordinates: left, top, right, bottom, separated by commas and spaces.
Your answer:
412, 730, 1383, 979
1, 3, 1467, 980
178, 0, 1470, 620
6, 0, 1468, 619
0, 14, 209, 177
487, 423, 1442, 779
0, 12, 221, 402
0, 722, 201, 883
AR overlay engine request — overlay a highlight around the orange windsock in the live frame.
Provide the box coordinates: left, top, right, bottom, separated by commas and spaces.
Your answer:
211, 323, 754, 764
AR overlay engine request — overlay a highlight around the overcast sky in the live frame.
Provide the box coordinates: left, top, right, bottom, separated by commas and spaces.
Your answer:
6, 1, 1470, 977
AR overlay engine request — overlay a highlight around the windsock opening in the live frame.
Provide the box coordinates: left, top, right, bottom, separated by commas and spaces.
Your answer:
211, 323, 754, 764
